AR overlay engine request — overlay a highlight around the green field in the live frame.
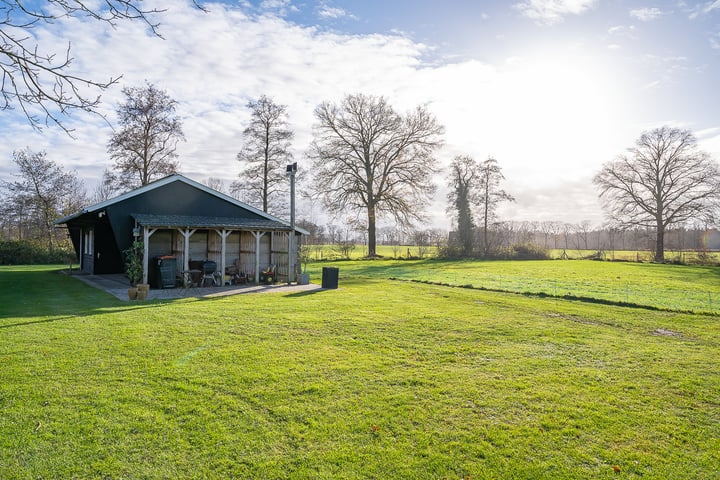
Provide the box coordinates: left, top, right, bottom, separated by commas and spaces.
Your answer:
303, 244, 719, 263
304, 244, 438, 260
306, 258, 720, 314
1, 265, 719, 478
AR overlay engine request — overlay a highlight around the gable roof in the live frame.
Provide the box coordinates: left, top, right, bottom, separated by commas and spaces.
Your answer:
55, 174, 309, 235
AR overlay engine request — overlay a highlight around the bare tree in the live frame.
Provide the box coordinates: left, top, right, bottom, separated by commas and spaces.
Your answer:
203, 177, 227, 194
594, 126, 720, 262
577, 220, 593, 250
477, 157, 514, 256
0, 1, 174, 132
446, 155, 477, 256
561, 222, 575, 250
107, 82, 184, 190
90, 167, 120, 203
231, 95, 293, 214
3, 148, 86, 249
309, 93, 444, 257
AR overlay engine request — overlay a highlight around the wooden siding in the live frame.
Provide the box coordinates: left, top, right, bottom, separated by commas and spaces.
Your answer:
148, 230, 172, 259
272, 231, 289, 279
239, 231, 256, 276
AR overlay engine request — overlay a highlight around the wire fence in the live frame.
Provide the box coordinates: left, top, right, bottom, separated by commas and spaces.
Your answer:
381, 267, 718, 315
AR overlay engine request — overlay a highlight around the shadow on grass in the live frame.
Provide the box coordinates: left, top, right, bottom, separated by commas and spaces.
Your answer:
0, 303, 165, 329
0, 267, 168, 322
282, 288, 333, 298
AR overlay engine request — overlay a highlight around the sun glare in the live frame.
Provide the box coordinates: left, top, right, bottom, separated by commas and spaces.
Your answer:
485, 50, 631, 179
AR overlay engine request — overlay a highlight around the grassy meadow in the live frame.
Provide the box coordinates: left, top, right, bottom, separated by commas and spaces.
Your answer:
1, 264, 719, 478
306, 258, 720, 314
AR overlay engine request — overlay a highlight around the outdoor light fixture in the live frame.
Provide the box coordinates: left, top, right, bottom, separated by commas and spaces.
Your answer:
286, 162, 297, 175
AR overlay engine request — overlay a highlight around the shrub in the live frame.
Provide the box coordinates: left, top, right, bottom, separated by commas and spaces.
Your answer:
496, 243, 551, 260
437, 244, 469, 259
0, 240, 76, 265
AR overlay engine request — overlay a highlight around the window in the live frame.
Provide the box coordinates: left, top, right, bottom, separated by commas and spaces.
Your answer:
84, 229, 94, 255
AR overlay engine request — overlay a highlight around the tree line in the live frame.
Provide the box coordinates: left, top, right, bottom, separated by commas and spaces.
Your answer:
2, 2, 720, 263
3, 86, 720, 264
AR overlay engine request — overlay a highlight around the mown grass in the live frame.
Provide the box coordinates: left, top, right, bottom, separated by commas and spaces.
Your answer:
1, 265, 719, 478
305, 258, 720, 314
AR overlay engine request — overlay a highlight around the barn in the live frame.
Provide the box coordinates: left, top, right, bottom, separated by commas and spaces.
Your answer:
55, 174, 306, 285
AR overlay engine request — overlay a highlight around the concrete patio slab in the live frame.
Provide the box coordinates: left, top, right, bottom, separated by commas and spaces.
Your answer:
66, 272, 324, 301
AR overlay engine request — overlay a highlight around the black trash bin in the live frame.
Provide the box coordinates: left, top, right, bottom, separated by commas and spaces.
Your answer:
322, 267, 339, 289
151, 255, 177, 289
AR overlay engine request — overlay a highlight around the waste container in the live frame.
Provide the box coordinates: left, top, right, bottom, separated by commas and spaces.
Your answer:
151, 255, 177, 289
321, 267, 339, 289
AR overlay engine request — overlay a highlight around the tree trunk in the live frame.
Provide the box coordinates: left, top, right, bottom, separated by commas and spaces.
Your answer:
655, 221, 665, 262
483, 200, 489, 257
367, 203, 377, 257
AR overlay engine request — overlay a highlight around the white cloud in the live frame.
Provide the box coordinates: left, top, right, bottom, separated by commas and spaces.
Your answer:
0, 0, 642, 226
688, 0, 720, 18
629, 7, 665, 21
258, 0, 298, 16
317, 4, 357, 20
513, 0, 598, 25
710, 33, 720, 49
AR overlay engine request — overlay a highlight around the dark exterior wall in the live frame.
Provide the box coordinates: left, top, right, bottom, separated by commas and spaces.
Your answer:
70, 216, 123, 274
82, 253, 93, 274
63, 179, 287, 275
94, 220, 124, 274
106, 181, 268, 255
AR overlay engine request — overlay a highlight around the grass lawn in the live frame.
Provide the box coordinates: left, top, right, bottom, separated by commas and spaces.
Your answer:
304, 244, 438, 261
1, 265, 719, 478
305, 258, 720, 314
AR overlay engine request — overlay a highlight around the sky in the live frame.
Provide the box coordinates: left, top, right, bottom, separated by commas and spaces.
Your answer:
1, 0, 719, 229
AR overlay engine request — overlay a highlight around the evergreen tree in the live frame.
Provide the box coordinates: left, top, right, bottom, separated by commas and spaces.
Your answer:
447, 155, 477, 256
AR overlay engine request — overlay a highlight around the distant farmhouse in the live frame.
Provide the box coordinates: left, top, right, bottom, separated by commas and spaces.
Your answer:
55, 174, 306, 285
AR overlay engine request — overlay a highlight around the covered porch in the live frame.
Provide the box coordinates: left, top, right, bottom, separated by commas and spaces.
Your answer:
133, 214, 301, 286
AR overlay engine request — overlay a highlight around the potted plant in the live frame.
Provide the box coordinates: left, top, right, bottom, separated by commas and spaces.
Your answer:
298, 244, 310, 285
123, 241, 144, 299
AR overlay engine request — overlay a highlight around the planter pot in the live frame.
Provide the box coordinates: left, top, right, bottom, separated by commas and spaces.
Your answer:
137, 289, 148, 300
137, 283, 150, 293
299, 274, 310, 285
128, 287, 138, 300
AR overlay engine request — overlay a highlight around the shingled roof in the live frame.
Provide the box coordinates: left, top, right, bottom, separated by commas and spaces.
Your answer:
132, 214, 290, 231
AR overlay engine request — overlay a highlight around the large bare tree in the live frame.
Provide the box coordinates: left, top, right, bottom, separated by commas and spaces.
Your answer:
3, 148, 86, 250
0, 1, 168, 132
107, 82, 184, 191
477, 157, 514, 256
594, 126, 720, 262
231, 95, 293, 214
309, 93, 444, 257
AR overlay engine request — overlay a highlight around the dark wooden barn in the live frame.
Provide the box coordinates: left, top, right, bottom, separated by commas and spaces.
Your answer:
55, 174, 305, 285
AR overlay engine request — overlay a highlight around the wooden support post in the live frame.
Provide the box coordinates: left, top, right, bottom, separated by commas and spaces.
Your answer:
215, 229, 232, 286
178, 228, 197, 273
142, 226, 157, 285
251, 231, 265, 284
286, 231, 292, 284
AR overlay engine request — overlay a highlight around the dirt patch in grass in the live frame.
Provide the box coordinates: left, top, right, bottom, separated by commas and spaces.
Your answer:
653, 328, 683, 337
